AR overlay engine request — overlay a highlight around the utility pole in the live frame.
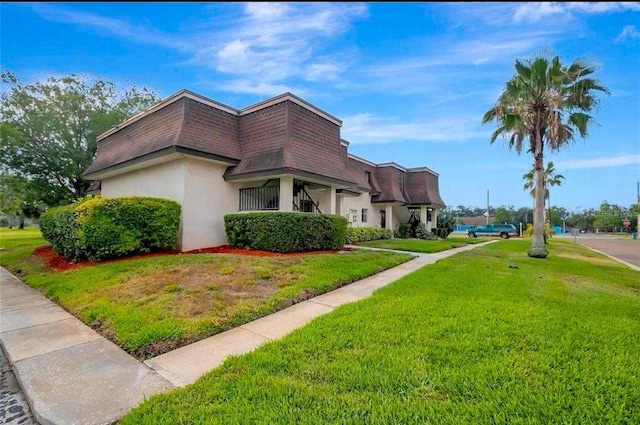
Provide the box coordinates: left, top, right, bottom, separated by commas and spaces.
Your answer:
486, 189, 490, 225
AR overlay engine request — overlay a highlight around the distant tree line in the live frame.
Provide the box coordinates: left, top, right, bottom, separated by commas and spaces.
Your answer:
445, 202, 640, 232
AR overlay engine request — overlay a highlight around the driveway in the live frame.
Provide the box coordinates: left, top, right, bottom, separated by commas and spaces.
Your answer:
571, 235, 640, 268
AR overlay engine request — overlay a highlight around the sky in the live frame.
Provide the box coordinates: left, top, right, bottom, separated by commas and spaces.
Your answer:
1, 2, 639, 211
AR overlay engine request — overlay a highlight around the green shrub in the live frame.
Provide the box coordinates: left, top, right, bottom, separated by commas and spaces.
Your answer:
523, 222, 555, 244
397, 223, 411, 239
413, 224, 436, 240
225, 212, 347, 253
40, 196, 181, 261
433, 227, 451, 238
345, 227, 393, 244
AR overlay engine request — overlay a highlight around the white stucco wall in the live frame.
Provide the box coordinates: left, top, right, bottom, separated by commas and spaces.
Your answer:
181, 158, 238, 251
101, 157, 238, 252
339, 193, 381, 228
101, 160, 186, 204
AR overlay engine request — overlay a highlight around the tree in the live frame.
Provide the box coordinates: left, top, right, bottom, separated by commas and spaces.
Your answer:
1, 70, 159, 206
483, 53, 609, 258
494, 207, 512, 224
0, 173, 45, 228
522, 161, 565, 223
594, 201, 624, 231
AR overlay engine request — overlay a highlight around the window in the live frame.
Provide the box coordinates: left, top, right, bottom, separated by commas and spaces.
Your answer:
361, 208, 368, 223
365, 171, 372, 186
399, 173, 404, 193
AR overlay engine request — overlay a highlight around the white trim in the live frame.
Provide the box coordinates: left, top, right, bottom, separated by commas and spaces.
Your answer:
182, 92, 238, 115
348, 153, 377, 168
97, 90, 238, 141
377, 162, 407, 172
407, 166, 439, 177
86, 153, 182, 180
240, 93, 342, 126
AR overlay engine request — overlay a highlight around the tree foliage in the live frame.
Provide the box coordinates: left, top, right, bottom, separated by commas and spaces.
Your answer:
0, 173, 46, 228
483, 53, 609, 258
522, 161, 565, 222
0, 70, 159, 206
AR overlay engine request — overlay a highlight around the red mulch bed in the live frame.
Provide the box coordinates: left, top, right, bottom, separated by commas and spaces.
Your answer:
34, 245, 351, 271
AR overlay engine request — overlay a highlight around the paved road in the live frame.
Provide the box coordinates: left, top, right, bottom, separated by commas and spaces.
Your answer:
570, 236, 640, 268
1, 348, 36, 425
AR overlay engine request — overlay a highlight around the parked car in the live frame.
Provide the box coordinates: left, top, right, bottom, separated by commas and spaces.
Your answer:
468, 224, 519, 239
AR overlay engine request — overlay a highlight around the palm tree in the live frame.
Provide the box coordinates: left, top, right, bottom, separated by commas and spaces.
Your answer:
483, 53, 609, 258
523, 161, 565, 224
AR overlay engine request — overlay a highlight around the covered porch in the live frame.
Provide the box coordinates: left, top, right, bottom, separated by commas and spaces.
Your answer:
377, 204, 440, 232
237, 175, 339, 214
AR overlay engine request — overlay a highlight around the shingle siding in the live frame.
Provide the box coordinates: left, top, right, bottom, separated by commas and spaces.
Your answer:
285, 102, 353, 184
226, 102, 289, 176
180, 98, 241, 160
85, 98, 185, 175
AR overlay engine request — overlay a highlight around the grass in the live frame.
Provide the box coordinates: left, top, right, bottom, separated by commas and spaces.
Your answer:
123, 239, 639, 424
357, 236, 490, 253
0, 228, 411, 358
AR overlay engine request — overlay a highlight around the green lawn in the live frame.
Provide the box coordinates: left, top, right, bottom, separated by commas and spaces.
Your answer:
123, 240, 639, 424
0, 228, 411, 358
357, 236, 490, 253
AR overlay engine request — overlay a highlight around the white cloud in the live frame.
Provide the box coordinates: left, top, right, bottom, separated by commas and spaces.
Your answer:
616, 25, 640, 41
29, 3, 189, 50
188, 2, 367, 84
556, 154, 640, 169
514, 3, 566, 22
514, 2, 640, 23
217, 79, 306, 97
28, 3, 368, 94
341, 113, 488, 144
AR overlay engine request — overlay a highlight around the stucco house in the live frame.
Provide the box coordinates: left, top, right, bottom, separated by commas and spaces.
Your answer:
84, 90, 446, 251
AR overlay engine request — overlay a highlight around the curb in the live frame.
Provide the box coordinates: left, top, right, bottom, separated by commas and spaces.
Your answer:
579, 244, 640, 272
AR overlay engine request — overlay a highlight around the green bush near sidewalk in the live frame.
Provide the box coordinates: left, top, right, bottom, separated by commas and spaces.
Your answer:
39, 196, 181, 260
225, 212, 347, 252
345, 227, 393, 243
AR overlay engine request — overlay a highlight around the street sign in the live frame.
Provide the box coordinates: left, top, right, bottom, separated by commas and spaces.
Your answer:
623, 220, 631, 227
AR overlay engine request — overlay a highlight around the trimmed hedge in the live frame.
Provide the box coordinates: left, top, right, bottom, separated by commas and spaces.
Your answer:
432, 227, 452, 238
40, 196, 181, 261
225, 212, 347, 253
345, 227, 393, 244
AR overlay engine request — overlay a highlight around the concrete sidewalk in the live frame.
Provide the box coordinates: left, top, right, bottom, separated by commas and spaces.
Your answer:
146, 240, 496, 387
0, 268, 173, 425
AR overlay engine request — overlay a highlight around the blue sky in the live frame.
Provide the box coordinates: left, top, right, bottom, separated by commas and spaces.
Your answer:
2, 2, 639, 210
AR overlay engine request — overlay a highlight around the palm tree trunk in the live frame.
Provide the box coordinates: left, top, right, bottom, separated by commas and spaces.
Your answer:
547, 191, 551, 226
528, 125, 549, 258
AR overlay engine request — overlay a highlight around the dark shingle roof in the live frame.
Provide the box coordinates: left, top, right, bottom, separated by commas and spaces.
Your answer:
225, 101, 356, 186
405, 170, 446, 207
85, 97, 241, 176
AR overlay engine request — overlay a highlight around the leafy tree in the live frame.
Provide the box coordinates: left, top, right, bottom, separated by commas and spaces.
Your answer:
594, 201, 624, 231
0, 173, 45, 228
483, 54, 609, 258
523, 161, 565, 224
1, 70, 159, 206
494, 207, 512, 224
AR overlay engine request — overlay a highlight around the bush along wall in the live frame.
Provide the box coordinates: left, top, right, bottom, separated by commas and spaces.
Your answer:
225, 212, 347, 253
346, 227, 393, 244
40, 196, 181, 261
